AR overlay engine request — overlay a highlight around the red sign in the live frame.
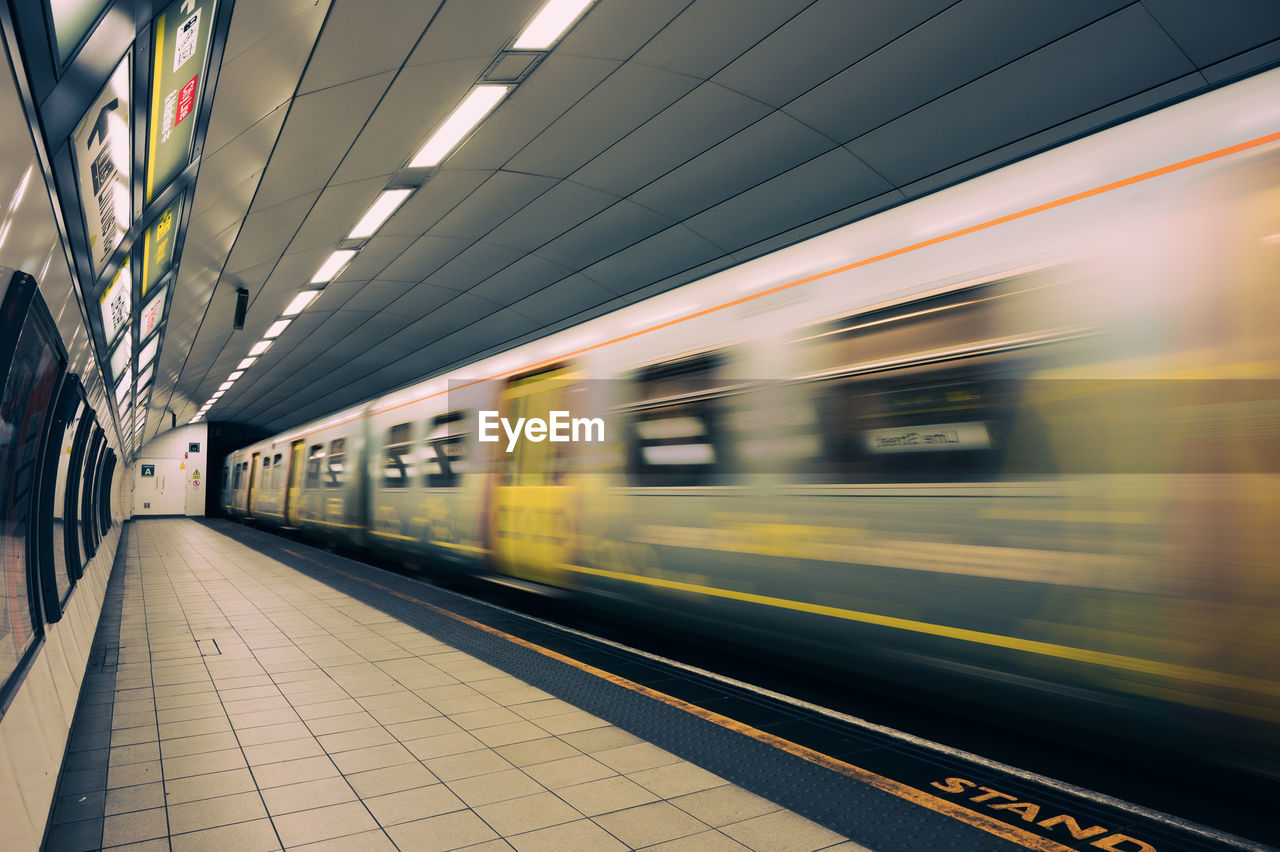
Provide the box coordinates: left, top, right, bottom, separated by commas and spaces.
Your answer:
175, 74, 198, 126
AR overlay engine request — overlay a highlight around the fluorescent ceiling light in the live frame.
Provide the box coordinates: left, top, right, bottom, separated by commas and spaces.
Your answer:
218, 381, 233, 391
228, 371, 244, 380
282, 290, 320, 317
249, 340, 271, 356
264, 319, 290, 339
410, 85, 509, 168
513, 0, 593, 49
211, 391, 224, 399
236, 357, 256, 370
311, 250, 356, 283
349, 189, 413, 239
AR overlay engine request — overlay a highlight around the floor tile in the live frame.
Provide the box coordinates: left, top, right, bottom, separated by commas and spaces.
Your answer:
101, 806, 168, 847
555, 776, 660, 817
169, 817, 280, 852
104, 782, 165, 816
446, 768, 544, 807
507, 818, 626, 851
594, 801, 708, 847
271, 801, 377, 847
385, 810, 499, 852
260, 776, 358, 816
344, 762, 440, 798
363, 783, 466, 827
670, 786, 781, 828
720, 810, 848, 852
473, 792, 583, 836
166, 790, 267, 834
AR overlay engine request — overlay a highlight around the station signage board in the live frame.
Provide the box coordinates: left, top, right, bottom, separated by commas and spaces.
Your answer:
140, 284, 167, 340
98, 261, 131, 345
115, 367, 131, 405
142, 198, 181, 296
146, 0, 218, 203
108, 330, 132, 382
138, 334, 159, 371
49, 0, 112, 65
73, 58, 131, 277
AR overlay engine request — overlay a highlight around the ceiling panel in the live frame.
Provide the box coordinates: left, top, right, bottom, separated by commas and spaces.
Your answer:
784, 0, 1131, 143
1143, 0, 1280, 66
483, 180, 617, 251
847, 5, 1196, 186
157, 0, 1280, 431
628, 111, 833, 220
569, 82, 771, 197
299, 0, 443, 94
206, 1, 330, 154
579, 224, 723, 294
445, 54, 623, 171
330, 58, 494, 185
405, 0, 544, 66
631, 0, 814, 79
504, 63, 701, 178
535, 199, 671, 270
683, 148, 894, 252
250, 73, 395, 210
429, 171, 558, 240
711, 0, 953, 107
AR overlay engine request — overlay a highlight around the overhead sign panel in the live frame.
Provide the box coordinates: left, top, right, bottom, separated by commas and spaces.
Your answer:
98, 261, 131, 346
140, 284, 166, 340
49, 0, 112, 65
73, 58, 130, 277
109, 330, 132, 382
141, 197, 180, 295
146, 0, 218, 203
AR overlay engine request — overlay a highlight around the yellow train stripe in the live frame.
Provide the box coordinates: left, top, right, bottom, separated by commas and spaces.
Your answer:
371, 530, 416, 541
272, 547, 1071, 852
430, 540, 490, 554
553, 562, 1280, 700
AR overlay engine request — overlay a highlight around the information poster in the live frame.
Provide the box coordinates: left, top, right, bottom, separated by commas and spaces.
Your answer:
73, 58, 130, 276
98, 261, 131, 345
138, 334, 159, 371
140, 284, 166, 340
109, 331, 132, 382
141, 197, 181, 296
146, 0, 218, 203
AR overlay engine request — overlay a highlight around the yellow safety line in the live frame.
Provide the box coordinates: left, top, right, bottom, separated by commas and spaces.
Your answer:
552, 562, 1280, 699
274, 546, 1072, 852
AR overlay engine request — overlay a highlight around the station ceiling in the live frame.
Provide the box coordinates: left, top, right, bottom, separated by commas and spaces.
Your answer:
154, 0, 1280, 434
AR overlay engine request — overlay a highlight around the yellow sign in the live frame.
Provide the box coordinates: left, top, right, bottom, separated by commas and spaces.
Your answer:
179, 462, 186, 469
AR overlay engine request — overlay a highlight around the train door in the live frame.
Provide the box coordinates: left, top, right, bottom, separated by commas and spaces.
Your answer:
246, 452, 260, 516
285, 440, 304, 526
490, 366, 578, 586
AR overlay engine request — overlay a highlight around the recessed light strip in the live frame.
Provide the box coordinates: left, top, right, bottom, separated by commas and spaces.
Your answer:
410, 85, 510, 168
513, 0, 594, 49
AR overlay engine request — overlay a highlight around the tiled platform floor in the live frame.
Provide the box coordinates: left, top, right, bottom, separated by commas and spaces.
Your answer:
46, 519, 860, 851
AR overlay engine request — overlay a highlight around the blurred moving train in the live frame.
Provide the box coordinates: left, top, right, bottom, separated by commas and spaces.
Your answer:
225, 68, 1280, 769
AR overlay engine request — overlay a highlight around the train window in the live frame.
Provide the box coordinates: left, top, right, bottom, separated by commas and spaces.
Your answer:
327, 439, 345, 488
624, 354, 733, 486
222, 465, 229, 492
262, 456, 271, 488
272, 454, 282, 489
797, 276, 1061, 483
384, 423, 412, 488
305, 444, 324, 488
423, 411, 466, 488
232, 462, 241, 490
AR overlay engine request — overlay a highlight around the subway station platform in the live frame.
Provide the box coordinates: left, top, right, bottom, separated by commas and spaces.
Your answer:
45, 519, 866, 852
